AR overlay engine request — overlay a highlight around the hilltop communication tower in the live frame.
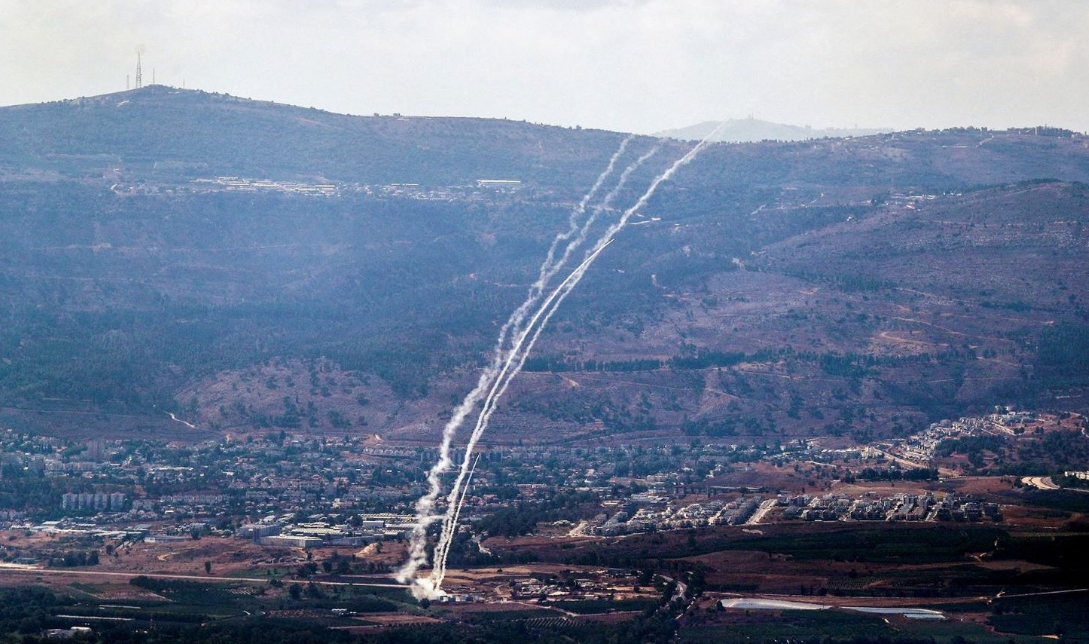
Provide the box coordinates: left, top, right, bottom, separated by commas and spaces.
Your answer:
135, 51, 143, 89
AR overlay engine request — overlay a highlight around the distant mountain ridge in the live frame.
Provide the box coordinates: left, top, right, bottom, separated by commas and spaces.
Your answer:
656, 118, 888, 143
0, 85, 641, 189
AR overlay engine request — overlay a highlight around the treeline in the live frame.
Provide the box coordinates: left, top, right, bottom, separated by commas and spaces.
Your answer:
780, 267, 896, 293
46, 550, 99, 568
1036, 323, 1089, 381
512, 395, 659, 433
681, 415, 771, 438
130, 576, 206, 593
0, 468, 68, 512
476, 490, 597, 538
853, 467, 939, 482
1055, 474, 1089, 490
1014, 430, 1089, 473
0, 587, 65, 639
937, 435, 1007, 470
523, 347, 974, 377
523, 348, 775, 373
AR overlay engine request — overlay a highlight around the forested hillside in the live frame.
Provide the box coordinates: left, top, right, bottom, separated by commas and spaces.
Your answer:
1, 87, 1087, 442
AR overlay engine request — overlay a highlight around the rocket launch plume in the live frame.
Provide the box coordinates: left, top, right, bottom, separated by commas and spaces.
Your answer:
395, 136, 633, 586
406, 122, 725, 599
427, 146, 660, 585
427, 124, 726, 593
409, 240, 615, 600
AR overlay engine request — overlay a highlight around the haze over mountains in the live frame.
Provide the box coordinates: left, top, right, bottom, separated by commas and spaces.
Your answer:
656, 118, 888, 143
1, 86, 1087, 445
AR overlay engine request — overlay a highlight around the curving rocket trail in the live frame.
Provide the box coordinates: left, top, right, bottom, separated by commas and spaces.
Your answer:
409, 121, 726, 599
396, 135, 634, 586
443, 453, 481, 566
413, 240, 615, 599
429, 123, 727, 592
427, 146, 660, 585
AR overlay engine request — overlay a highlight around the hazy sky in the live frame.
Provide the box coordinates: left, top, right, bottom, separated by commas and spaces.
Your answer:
1, 0, 1086, 134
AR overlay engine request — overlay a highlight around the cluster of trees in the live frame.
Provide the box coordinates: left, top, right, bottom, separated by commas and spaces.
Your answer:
1036, 323, 1089, 380
781, 267, 895, 293
1014, 429, 1089, 473
681, 415, 770, 438
0, 587, 63, 638
0, 468, 70, 512
477, 490, 596, 538
851, 467, 939, 482
937, 435, 1006, 471
46, 550, 99, 568
512, 393, 660, 433
1054, 473, 1089, 490
443, 532, 500, 568
130, 576, 206, 593
524, 348, 785, 373
523, 355, 666, 373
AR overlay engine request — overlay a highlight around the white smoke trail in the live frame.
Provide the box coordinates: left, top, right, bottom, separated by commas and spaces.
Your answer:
427, 125, 726, 593
427, 146, 660, 580
395, 136, 633, 585
487, 134, 636, 375
412, 241, 615, 599
445, 453, 480, 561
536, 145, 660, 305
537, 135, 635, 290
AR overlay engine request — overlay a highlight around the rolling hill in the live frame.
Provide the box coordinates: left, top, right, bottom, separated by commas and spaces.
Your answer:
655, 118, 888, 143
0, 87, 1087, 444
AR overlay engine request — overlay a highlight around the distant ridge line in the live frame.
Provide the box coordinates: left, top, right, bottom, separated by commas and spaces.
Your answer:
655, 118, 889, 143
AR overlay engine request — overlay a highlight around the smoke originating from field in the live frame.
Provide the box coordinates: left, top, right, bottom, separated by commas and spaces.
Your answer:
402, 122, 725, 600
395, 136, 633, 587
407, 239, 616, 599
427, 127, 723, 592
427, 145, 660, 588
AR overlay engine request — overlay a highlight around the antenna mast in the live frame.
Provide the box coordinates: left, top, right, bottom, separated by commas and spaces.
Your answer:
135, 51, 143, 89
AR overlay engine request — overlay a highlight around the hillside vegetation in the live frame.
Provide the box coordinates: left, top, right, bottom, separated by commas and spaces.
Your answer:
0, 87, 1087, 442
